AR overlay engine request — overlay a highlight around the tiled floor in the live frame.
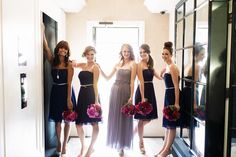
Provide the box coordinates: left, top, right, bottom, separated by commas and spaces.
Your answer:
66, 136, 173, 157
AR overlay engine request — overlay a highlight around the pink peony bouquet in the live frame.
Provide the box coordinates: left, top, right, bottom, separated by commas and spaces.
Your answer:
121, 102, 137, 117
87, 103, 102, 118
62, 111, 78, 122
163, 105, 180, 121
135, 101, 153, 116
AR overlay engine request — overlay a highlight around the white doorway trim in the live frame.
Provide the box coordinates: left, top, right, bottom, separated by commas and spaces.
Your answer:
86, 20, 145, 46
0, 0, 5, 156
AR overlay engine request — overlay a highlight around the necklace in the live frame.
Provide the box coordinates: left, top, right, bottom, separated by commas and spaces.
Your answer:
56, 69, 59, 79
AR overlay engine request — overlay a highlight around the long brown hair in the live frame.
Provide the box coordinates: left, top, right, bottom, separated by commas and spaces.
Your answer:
140, 44, 154, 70
53, 40, 70, 67
119, 44, 135, 67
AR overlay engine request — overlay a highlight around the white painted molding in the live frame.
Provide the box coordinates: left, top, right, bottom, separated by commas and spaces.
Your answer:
55, 0, 86, 13
0, 0, 5, 156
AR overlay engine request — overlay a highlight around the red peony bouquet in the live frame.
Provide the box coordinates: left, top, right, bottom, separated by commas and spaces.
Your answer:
194, 105, 205, 120
135, 101, 153, 116
62, 111, 78, 122
163, 105, 180, 121
87, 103, 102, 118
121, 102, 137, 117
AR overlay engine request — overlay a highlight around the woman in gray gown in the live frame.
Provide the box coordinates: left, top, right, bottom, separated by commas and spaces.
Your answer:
99, 44, 136, 156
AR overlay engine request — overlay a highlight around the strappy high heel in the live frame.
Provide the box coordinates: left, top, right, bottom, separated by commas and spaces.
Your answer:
119, 149, 124, 156
156, 149, 171, 157
139, 141, 146, 154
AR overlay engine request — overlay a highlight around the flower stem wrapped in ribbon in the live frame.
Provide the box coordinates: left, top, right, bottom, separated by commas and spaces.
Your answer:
62, 111, 78, 122
121, 102, 136, 117
135, 101, 153, 116
163, 105, 180, 121
87, 103, 102, 118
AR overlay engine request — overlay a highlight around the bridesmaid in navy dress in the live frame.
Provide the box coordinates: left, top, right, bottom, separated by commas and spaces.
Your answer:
73, 46, 101, 157
134, 44, 162, 154
155, 42, 180, 157
43, 31, 74, 156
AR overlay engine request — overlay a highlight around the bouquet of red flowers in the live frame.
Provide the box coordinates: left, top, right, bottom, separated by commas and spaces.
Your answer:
62, 110, 78, 122
194, 105, 205, 120
87, 103, 102, 118
163, 105, 180, 121
135, 101, 153, 116
121, 102, 136, 117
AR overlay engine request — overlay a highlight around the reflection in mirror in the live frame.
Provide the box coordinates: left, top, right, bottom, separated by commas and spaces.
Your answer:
192, 120, 205, 157
186, 0, 194, 15
181, 48, 194, 145
176, 21, 183, 49
182, 128, 191, 146
185, 14, 194, 47
175, 51, 182, 78
184, 48, 193, 78
197, 0, 208, 7
194, 43, 207, 84
196, 2, 208, 44
231, 87, 236, 156
194, 83, 206, 120
192, 43, 207, 112
177, 6, 184, 21
183, 48, 193, 125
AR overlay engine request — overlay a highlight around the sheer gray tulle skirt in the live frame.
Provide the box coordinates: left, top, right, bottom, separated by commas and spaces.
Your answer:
106, 82, 133, 149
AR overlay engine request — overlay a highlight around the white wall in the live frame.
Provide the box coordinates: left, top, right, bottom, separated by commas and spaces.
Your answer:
0, 0, 5, 156
0, 0, 66, 156
67, 0, 169, 137
2, 0, 43, 156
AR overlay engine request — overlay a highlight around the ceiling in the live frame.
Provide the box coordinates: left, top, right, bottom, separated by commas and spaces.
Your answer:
144, 0, 179, 13
55, 0, 86, 13
56, 0, 179, 13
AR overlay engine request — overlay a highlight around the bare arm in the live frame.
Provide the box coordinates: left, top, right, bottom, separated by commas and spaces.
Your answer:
42, 28, 53, 64
160, 68, 166, 78
170, 64, 180, 110
128, 61, 137, 103
71, 60, 85, 68
193, 65, 200, 109
67, 62, 74, 111
99, 65, 117, 80
93, 65, 100, 104
137, 63, 145, 102
153, 68, 162, 80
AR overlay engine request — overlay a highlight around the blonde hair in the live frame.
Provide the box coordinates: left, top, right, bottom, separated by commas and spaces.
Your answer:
82, 46, 96, 57
119, 44, 135, 66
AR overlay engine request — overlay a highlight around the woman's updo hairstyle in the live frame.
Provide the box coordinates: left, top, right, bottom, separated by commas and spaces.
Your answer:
164, 41, 173, 55
195, 42, 205, 56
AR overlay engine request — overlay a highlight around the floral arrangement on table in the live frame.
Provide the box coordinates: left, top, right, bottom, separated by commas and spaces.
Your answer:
135, 101, 153, 116
87, 103, 102, 118
163, 105, 180, 121
194, 105, 205, 120
62, 110, 78, 122
121, 102, 137, 117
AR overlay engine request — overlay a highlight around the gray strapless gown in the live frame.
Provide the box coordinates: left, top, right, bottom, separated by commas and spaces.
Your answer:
106, 69, 133, 149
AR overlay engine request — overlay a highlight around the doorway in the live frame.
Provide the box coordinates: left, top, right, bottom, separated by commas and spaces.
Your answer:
86, 21, 144, 140
42, 13, 58, 157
